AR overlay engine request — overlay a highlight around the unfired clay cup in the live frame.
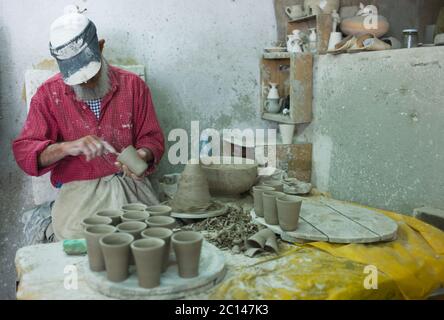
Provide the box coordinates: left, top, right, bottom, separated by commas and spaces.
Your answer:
84, 225, 117, 272
117, 146, 148, 177
252, 186, 275, 217
117, 221, 147, 265
276, 195, 302, 231
122, 203, 148, 212
262, 180, 284, 192
81, 216, 113, 229
146, 205, 172, 217
142, 227, 173, 272
131, 238, 165, 288
121, 211, 150, 222
146, 216, 176, 230
100, 233, 134, 282
262, 191, 285, 225
95, 209, 123, 226
172, 231, 203, 278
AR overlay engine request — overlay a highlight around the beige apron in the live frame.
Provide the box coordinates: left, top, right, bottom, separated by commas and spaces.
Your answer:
52, 174, 159, 240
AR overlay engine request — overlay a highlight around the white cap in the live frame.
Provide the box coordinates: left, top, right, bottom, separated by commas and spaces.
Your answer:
49, 5, 89, 47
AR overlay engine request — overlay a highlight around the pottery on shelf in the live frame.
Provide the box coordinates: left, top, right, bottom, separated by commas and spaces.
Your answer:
252, 186, 275, 218
142, 227, 173, 272
265, 99, 281, 113
287, 30, 304, 53
279, 124, 296, 144
121, 203, 148, 213
262, 191, 285, 225
121, 211, 150, 222
99, 233, 134, 282
328, 32, 343, 51
170, 160, 212, 213
95, 209, 123, 226
172, 231, 203, 278
81, 216, 113, 229
131, 238, 165, 289
285, 5, 305, 20
117, 145, 148, 177
262, 180, 284, 192
305, 0, 339, 15
340, 15, 389, 38
267, 82, 280, 100
308, 28, 317, 53
146, 216, 176, 230
146, 205, 172, 217
84, 225, 116, 272
276, 195, 302, 231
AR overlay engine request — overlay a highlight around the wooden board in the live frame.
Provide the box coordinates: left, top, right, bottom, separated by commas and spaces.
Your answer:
289, 53, 313, 123
251, 197, 398, 244
82, 241, 226, 300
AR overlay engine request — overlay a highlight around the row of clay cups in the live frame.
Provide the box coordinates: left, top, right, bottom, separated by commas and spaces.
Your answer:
84, 223, 203, 288
81, 203, 173, 229
252, 186, 302, 232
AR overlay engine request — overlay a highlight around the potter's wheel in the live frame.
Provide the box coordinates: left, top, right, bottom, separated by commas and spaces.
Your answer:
81, 241, 226, 299
166, 201, 228, 219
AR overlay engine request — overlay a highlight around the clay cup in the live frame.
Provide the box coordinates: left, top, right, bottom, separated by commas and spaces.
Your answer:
117, 145, 148, 177
95, 209, 123, 226
131, 238, 165, 288
84, 225, 117, 272
276, 195, 302, 231
252, 186, 275, 217
146, 205, 172, 217
121, 211, 150, 222
100, 233, 134, 282
172, 231, 203, 278
142, 227, 173, 272
146, 216, 176, 230
262, 191, 285, 225
81, 216, 112, 229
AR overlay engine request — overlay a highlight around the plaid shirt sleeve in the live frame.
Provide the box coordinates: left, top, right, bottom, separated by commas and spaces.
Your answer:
133, 79, 165, 174
12, 86, 59, 177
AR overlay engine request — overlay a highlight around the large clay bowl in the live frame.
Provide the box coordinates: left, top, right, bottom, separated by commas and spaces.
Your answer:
200, 157, 258, 195
340, 15, 389, 38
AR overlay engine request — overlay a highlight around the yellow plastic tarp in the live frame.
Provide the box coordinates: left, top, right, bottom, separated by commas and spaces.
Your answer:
211, 207, 444, 300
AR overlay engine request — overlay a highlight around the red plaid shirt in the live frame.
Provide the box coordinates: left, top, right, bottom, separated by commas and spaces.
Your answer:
12, 65, 165, 187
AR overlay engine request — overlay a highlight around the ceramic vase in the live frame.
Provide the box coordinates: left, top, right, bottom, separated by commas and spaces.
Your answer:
131, 238, 165, 288
81, 216, 112, 229
142, 227, 173, 272
121, 211, 150, 222
146, 205, 172, 217
267, 83, 280, 100
84, 225, 116, 272
252, 186, 275, 217
146, 216, 176, 230
262, 191, 285, 225
172, 231, 203, 278
279, 124, 296, 144
100, 233, 134, 282
328, 32, 343, 51
117, 145, 148, 177
95, 209, 123, 226
276, 195, 302, 231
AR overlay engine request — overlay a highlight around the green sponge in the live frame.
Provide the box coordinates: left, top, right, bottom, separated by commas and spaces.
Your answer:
63, 239, 87, 255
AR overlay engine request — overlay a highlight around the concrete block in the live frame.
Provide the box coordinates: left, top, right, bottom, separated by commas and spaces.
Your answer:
413, 207, 444, 231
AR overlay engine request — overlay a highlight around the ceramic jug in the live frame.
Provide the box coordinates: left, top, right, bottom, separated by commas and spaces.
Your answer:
267, 83, 279, 100
287, 30, 303, 53
285, 5, 305, 20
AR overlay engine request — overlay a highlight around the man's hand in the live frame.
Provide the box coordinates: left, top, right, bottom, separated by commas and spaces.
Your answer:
114, 148, 153, 180
63, 135, 106, 161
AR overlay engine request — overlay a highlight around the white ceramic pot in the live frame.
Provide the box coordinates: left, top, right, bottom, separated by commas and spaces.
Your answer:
328, 32, 343, 50
279, 124, 296, 144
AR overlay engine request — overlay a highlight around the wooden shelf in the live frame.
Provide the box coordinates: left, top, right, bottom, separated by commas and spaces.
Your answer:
260, 53, 313, 125
263, 52, 290, 60
288, 14, 317, 23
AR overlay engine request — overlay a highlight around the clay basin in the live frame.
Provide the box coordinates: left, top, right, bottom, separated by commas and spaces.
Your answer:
200, 157, 258, 195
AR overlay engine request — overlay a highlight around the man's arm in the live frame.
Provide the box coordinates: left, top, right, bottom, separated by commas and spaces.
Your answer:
38, 135, 108, 168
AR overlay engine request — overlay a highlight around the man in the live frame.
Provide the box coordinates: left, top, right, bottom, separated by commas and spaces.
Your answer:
12, 8, 164, 240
